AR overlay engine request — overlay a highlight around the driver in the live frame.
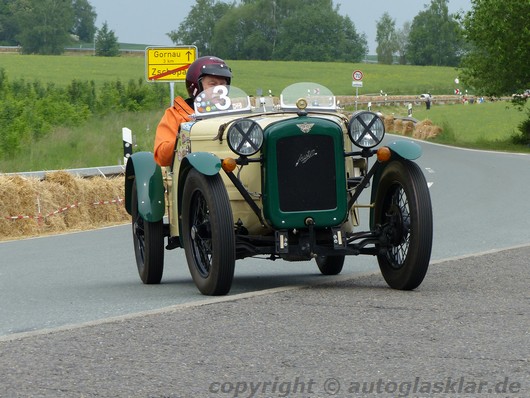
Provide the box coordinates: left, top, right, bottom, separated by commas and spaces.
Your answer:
153, 56, 232, 166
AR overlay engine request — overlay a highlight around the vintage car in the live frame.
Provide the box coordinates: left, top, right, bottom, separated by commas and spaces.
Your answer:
124, 82, 433, 295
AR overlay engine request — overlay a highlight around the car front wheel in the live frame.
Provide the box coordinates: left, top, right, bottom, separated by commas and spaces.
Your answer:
181, 169, 235, 296
374, 159, 433, 290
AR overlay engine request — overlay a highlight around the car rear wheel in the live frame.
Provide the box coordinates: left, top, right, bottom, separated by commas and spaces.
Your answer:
374, 159, 432, 290
181, 169, 235, 296
131, 179, 164, 284
315, 255, 345, 275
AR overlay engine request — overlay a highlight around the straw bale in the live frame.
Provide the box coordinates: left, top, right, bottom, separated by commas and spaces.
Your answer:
393, 119, 403, 133
0, 174, 129, 241
413, 119, 442, 140
40, 172, 75, 233
0, 176, 41, 238
383, 116, 394, 132
83, 176, 128, 224
402, 121, 415, 136
420, 119, 433, 126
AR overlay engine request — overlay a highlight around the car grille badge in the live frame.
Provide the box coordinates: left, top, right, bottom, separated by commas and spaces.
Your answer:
297, 123, 314, 133
295, 149, 318, 167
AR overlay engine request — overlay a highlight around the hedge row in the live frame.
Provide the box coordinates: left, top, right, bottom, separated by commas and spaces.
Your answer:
0, 68, 167, 159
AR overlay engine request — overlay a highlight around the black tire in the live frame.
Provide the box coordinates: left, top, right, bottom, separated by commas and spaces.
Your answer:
131, 180, 164, 284
181, 169, 235, 295
374, 160, 433, 290
316, 255, 345, 275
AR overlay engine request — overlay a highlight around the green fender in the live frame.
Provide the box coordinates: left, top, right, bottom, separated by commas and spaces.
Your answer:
124, 151, 165, 222
368, 140, 423, 228
183, 152, 222, 176
176, 154, 222, 206
386, 139, 422, 160
175, 152, 222, 234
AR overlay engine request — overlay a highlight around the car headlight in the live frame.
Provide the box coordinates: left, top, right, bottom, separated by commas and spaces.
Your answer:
348, 111, 385, 148
227, 119, 264, 156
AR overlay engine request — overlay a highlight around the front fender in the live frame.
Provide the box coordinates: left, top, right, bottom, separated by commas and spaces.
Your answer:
172, 152, 222, 232
124, 151, 165, 222
183, 152, 222, 176
386, 140, 422, 160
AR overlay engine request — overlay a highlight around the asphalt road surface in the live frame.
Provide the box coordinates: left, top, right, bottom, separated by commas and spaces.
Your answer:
1, 245, 528, 397
1, 138, 529, 397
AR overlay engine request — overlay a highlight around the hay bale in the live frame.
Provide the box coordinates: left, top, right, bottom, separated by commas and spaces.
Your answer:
383, 116, 394, 132
402, 120, 414, 136
0, 176, 44, 239
0, 174, 129, 241
413, 119, 441, 140
393, 119, 403, 134
83, 176, 128, 225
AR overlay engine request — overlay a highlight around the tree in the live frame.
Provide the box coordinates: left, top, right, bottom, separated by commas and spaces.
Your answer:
95, 21, 119, 57
376, 12, 397, 64
0, 0, 19, 45
395, 21, 411, 65
209, 0, 367, 62
460, 0, 529, 97
460, 0, 530, 144
168, 0, 233, 55
337, 14, 368, 63
14, 0, 75, 55
407, 0, 463, 66
72, 0, 97, 42
210, 1, 272, 60
274, 1, 367, 62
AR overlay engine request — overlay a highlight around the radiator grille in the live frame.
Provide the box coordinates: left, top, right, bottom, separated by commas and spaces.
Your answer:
276, 135, 337, 211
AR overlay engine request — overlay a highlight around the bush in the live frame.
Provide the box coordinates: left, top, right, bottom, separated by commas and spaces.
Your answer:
67, 80, 97, 111
512, 114, 530, 145
0, 68, 169, 159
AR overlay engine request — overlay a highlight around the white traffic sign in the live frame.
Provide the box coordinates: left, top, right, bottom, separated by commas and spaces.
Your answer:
352, 81, 363, 88
352, 70, 363, 81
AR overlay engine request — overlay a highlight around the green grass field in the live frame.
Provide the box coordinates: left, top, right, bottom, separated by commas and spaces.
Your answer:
0, 54, 528, 172
1, 53, 462, 96
412, 101, 526, 144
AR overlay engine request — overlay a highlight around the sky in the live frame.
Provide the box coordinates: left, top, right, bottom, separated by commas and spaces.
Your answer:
88, 0, 472, 53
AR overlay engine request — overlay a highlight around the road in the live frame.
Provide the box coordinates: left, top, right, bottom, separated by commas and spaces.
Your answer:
1, 137, 530, 337
1, 244, 529, 397
1, 138, 530, 397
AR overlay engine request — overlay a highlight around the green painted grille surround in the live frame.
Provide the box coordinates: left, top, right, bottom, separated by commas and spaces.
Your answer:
262, 116, 348, 229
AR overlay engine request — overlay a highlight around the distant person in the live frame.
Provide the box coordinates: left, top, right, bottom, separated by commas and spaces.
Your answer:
425, 93, 431, 110
153, 56, 232, 166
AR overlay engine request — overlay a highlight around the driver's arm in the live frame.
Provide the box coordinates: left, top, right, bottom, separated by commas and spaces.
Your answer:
154, 98, 194, 166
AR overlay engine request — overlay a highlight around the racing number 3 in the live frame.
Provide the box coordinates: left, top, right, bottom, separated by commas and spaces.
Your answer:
213, 86, 231, 110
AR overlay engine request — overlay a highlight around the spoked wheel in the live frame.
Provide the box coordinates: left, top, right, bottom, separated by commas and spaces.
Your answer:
315, 255, 345, 275
181, 169, 235, 296
374, 159, 433, 290
131, 180, 164, 284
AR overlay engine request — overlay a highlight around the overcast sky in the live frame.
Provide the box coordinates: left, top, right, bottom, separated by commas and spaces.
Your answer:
88, 0, 471, 53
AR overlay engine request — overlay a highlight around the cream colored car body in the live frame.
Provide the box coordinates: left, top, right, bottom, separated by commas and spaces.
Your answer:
164, 111, 362, 239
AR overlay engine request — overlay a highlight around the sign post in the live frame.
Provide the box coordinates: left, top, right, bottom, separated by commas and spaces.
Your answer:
122, 127, 132, 165
352, 70, 363, 111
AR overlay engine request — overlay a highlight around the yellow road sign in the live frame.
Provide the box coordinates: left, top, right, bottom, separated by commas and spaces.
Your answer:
145, 46, 197, 82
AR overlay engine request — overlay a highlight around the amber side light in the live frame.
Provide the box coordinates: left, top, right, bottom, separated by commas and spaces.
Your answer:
222, 157, 237, 172
377, 147, 392, 162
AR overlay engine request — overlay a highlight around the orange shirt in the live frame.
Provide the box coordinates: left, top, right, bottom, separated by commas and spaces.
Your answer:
154, 97, 194, 166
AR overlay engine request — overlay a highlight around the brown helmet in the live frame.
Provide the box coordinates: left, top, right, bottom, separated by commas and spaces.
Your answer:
185, 56, 232, 99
